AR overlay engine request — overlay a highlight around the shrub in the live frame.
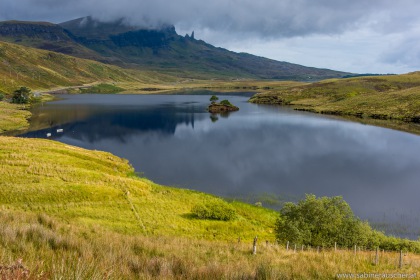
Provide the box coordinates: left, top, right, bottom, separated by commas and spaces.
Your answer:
275, 194, 420, 252
220, 100, 233, 106
0, 92, 4, 101
11, 87, 33, 104
275, 194, 373, 248
192, 200, 236, 221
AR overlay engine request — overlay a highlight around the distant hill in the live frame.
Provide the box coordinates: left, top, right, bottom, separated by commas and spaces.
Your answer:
249, 72, 420, 123
0, 17, 350, 80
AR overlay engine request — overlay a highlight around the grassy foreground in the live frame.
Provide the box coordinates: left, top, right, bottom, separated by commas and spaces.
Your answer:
250, 72, 420, 123
0, 136, 419, 279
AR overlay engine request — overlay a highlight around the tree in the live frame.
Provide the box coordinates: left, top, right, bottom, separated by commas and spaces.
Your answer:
210, 95, 219, 102
12, 87, 33, 104
275, 194, 372, 247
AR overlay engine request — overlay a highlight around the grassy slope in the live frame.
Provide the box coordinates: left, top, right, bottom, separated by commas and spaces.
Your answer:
1, 136, 419, 279
250, 73, 420, 122
0, 136, 276, 240
0, 41, 141, 94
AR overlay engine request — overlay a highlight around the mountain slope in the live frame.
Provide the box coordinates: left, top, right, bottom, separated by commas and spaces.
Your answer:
61, 17, 349, 80
0, 40, 140, 94
0, 18, 350, 80
0, 20, 104, 61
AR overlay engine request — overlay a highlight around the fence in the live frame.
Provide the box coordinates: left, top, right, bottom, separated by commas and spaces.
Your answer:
243, 236, 420, 270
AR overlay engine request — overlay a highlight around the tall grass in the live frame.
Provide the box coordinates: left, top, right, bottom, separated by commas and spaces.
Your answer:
1, 210, 419, 279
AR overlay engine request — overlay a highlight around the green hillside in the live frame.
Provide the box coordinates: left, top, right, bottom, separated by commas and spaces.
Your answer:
0, 40, 135, 94
250, 72, 420, 122
0, 136, 276, 239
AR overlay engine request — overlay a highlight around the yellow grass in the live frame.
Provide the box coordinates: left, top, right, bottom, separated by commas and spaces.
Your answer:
0, 102, 31, 133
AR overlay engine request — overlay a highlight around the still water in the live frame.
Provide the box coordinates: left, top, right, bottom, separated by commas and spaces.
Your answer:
20, 93, 420, 239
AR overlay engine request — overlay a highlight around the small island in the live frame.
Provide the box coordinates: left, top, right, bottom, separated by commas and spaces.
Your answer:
207, 95, 239, 113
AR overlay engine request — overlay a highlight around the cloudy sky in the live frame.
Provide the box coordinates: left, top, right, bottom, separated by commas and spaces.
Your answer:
1, 0, 420, 74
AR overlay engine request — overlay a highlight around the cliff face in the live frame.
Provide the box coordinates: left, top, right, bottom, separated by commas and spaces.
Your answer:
0, 21, 105, 60
109, 27, 176, 48
61, 17, 177, 51
0, 21, 72, 41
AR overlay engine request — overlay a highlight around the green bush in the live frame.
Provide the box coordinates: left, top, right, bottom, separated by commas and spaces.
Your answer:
11, 87, 33, 104
0, 92, 4, 101
192, 200, 236, 221
275, 194, 420, 252
210, 95, 219, 102
275, 194, 374, 248
220, 99, 233, 106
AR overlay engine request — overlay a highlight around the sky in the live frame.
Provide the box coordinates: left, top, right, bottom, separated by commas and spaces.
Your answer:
1, 0, 420, 74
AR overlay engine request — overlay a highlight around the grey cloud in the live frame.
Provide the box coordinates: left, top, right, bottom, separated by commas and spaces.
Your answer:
381, 33, 420, 69
1, 0, 420, 38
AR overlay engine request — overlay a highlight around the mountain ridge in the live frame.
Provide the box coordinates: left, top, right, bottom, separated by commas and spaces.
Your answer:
0, 17, 350, 80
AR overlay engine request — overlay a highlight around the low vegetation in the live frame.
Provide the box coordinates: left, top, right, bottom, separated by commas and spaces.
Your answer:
250, 72, 420, 122
192, 200, 237, 221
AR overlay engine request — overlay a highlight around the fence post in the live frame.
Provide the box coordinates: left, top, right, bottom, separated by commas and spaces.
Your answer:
252, 236, 258, 255
399, 250, 403, 269
301, 245, 304, 251
286, 241, 289, 251
294, 244, 296, 253
317, 246, 320, 253
354, 245, 357, 255
335, 242, 337, 252
375, 247, 379, 265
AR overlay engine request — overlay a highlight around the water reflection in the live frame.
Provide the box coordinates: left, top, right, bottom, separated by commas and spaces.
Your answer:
20, 94, 420, 239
